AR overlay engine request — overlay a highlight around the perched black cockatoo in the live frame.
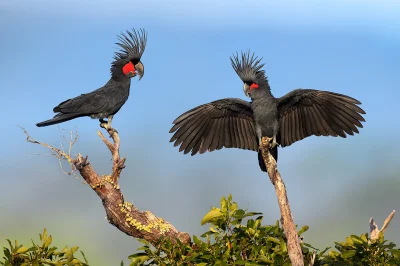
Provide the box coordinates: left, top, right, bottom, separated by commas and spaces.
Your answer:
169, 51, 366, 171
36, 28, 147, 130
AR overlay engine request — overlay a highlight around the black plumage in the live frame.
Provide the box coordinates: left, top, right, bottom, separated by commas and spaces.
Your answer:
169, 51, 366, 171
36, 28, 147, 129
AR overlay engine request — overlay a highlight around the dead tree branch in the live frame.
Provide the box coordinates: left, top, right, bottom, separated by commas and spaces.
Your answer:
369, 210, 396, 242
260, 136, 304, 266
21, 126, 191, 247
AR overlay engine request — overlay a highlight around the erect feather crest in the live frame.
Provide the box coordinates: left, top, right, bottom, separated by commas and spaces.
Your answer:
230, 50, 267, 83
111, 28, 147, 68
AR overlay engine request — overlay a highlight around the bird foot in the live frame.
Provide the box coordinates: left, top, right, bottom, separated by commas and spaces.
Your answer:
108, 128, 118, 135
100, 122, 118, 136
260, 137, 279, 150
270, 139, 279, 149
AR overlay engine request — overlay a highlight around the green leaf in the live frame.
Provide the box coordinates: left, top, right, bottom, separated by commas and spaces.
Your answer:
266, 237, 280, 244
200, 231, 216, 237
360, 234, 368, 243
243, 212, 263, 218
258, 255, 274, 263
233, 209, 246, 219
220, 197, 228, 215
136, 246, 150, 251
247, 228, 255, 236
298, 225, 309, 236
341, 250, 357, 259
201, 208, 223, 225
3, 248, 11, 259
80, 251, 89, 263
345, 236, 353, 246
70, 246, 79, 254
128, 252, 149, 263
44, 235, 53, 248
193, 235, 202, 246
16, 246, 29, 254
254, 217, 262, 229
378, 231, 384, 243
6, 239, 12, 249
328, 250, 340, 257
230, 202, 238, 216
280, 239, 287, 253
209, 226, 218, 233
43, 228, 48, 242
350, 235, 364, 245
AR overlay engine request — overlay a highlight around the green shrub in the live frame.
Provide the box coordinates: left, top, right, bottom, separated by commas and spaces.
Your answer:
1, 229, 88, 266
128, 195, 400, 266
3, 196, 400, 265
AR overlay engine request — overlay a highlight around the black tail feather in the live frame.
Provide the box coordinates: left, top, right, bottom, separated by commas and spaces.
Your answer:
258, 146, 278, 172
36, 113, 81, 127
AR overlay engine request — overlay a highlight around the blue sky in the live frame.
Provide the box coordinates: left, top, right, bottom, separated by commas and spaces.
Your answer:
1, 0, 400, 265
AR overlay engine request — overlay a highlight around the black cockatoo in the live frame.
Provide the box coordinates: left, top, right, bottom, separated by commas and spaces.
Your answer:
36, 28, 147, 130
169, 51, 366, 171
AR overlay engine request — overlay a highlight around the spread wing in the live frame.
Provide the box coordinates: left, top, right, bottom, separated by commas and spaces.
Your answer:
277, 89, 366, 147
169, 98, 258, 155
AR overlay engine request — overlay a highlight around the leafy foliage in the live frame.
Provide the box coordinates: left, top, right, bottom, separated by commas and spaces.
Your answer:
319, 232, 400, 265
1, 228, 88, 266
128, 195, 400, 266
2, 196, 399, 265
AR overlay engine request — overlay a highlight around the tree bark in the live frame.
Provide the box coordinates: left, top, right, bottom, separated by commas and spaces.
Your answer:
260, 136, 304, 266
369, 210, 395, 242
21, 127, 191, 247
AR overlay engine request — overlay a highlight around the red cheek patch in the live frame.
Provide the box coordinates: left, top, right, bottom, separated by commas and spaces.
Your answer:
250, 83, 259, 90
122, 61, 135, 75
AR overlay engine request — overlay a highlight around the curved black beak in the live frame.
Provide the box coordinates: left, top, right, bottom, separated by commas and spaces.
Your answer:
135, 61, 144, 80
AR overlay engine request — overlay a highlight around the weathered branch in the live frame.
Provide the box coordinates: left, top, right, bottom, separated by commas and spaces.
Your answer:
260, 137, 304, 266
369, 210, 396, 242
21, 126, 191, 247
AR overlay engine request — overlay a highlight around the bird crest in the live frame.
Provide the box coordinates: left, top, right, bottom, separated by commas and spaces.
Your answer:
230, 51, 266, 83
112, 28, 147, 68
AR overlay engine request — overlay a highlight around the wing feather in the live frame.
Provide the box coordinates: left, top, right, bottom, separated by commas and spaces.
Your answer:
170, 98, 257, 155
278, 89, 365, 147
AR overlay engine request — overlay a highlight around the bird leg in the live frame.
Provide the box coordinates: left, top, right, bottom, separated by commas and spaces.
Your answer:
99, 116, 118, 135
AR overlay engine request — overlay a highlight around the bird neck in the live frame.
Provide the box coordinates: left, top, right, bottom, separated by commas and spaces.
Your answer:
105, 75, 131, 90
110, 63, 132, 82
111, 73, 131, 82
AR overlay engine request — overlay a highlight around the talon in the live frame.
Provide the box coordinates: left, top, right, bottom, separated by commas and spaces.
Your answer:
100, 122, 109, 130
269, 139, 278, 149
99, 116, 115, 134
108, 127, 118, 136
259, 136, 279, 150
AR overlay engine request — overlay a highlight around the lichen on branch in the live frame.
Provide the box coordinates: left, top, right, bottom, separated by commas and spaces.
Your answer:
21, 126, 191, 246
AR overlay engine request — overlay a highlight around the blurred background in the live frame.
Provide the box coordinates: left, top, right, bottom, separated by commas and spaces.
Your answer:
1, 0, 399, 264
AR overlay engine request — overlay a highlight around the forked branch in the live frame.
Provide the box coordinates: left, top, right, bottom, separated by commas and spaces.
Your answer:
21, 126, 191, 246
369, 210, 396, 242
260, 136, 304, 266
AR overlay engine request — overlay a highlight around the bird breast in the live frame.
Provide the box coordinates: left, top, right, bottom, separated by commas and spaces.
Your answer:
251, 99, 279, 138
